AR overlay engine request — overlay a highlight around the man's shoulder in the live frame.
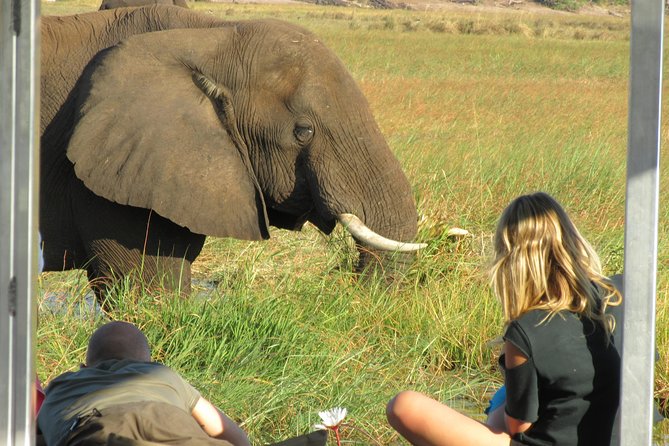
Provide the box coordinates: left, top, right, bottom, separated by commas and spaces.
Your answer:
48, 360, 172, 388
101, 360, 183, 381
97, 359, 165, 370
45, 369, 80, 389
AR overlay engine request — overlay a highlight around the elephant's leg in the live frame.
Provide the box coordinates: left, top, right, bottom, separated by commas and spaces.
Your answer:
85, 237, 201, 304
72, 183, 205, 304
40, 158, 89, 272
40, 214, 87, 272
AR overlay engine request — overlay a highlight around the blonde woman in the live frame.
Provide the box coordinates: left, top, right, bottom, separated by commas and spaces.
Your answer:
386, 192, 622, 446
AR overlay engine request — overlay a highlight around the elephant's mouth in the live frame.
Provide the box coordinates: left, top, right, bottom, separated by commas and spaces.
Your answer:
307, 210, 337, 234
266, 208, 425, 252
266, 207, 336, 234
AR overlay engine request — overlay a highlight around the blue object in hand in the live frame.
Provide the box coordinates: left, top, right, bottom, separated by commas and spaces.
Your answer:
484, 386, 506, 415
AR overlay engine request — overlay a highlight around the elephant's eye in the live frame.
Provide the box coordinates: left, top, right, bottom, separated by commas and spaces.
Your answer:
294, 124, 314, 144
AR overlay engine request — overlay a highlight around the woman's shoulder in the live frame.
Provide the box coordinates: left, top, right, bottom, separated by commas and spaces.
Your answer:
503, 312, 548, 356
517, 308, 549, 320
506, 309, 578, 345
511, 309, 554, 328
514, 308, 587, 326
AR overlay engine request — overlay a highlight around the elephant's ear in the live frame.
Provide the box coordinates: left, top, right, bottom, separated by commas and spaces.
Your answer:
66, 29, 269, 240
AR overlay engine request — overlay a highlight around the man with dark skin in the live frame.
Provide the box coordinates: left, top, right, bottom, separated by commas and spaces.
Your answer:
38, 321, 251, 446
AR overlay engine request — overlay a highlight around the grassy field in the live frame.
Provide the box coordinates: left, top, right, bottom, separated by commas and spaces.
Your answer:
38, 1, 668, 444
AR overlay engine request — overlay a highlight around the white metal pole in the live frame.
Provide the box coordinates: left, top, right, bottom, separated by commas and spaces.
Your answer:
0, 0, 40, 443
620, 0, 663, 443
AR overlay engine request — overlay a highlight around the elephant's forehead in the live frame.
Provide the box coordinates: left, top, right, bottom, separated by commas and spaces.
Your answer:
248, 19, 320, 42
253, 42, 347, 91
254, 60, 352, 108
259, 31, 330, 65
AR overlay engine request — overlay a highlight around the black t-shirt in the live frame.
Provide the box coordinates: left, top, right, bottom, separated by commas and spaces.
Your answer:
502, 309, 620, 446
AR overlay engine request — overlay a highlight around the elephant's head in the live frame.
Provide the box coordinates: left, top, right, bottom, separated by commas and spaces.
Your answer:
66, 19, 423, 272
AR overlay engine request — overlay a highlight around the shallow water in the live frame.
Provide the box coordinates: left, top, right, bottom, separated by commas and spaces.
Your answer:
41, 291, 101, 316
40, 280, 218, 317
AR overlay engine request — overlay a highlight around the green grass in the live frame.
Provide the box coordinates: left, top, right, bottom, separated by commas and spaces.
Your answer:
38, 1, 669, 444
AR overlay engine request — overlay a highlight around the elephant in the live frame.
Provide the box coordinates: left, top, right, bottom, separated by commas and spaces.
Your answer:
41, 5, 424, 299
99, 0, 188, 10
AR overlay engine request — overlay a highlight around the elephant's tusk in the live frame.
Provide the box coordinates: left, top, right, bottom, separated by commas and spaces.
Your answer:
337, 213, 427, 252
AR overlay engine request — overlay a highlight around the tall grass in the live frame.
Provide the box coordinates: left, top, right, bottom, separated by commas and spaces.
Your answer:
38, 1, 668, 443
38, 237, 502, 444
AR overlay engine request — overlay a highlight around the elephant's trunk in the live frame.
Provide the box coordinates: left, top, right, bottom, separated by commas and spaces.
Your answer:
337, 213, 426, 252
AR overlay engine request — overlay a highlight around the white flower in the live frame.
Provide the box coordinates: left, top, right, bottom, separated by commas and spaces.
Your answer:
314, 407, 347, 430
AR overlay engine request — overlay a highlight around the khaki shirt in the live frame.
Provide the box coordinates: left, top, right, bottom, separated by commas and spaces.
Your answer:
38, 359, 200, 446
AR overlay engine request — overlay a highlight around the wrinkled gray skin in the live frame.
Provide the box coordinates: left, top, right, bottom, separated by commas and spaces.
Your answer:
41, 6, 419, 299
99, 0, 188, 10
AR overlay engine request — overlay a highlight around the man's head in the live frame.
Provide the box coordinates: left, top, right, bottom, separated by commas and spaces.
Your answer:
85, 321, 151, 366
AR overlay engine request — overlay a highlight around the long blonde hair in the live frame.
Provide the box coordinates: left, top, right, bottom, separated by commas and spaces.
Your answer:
489, 192, 621, 336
